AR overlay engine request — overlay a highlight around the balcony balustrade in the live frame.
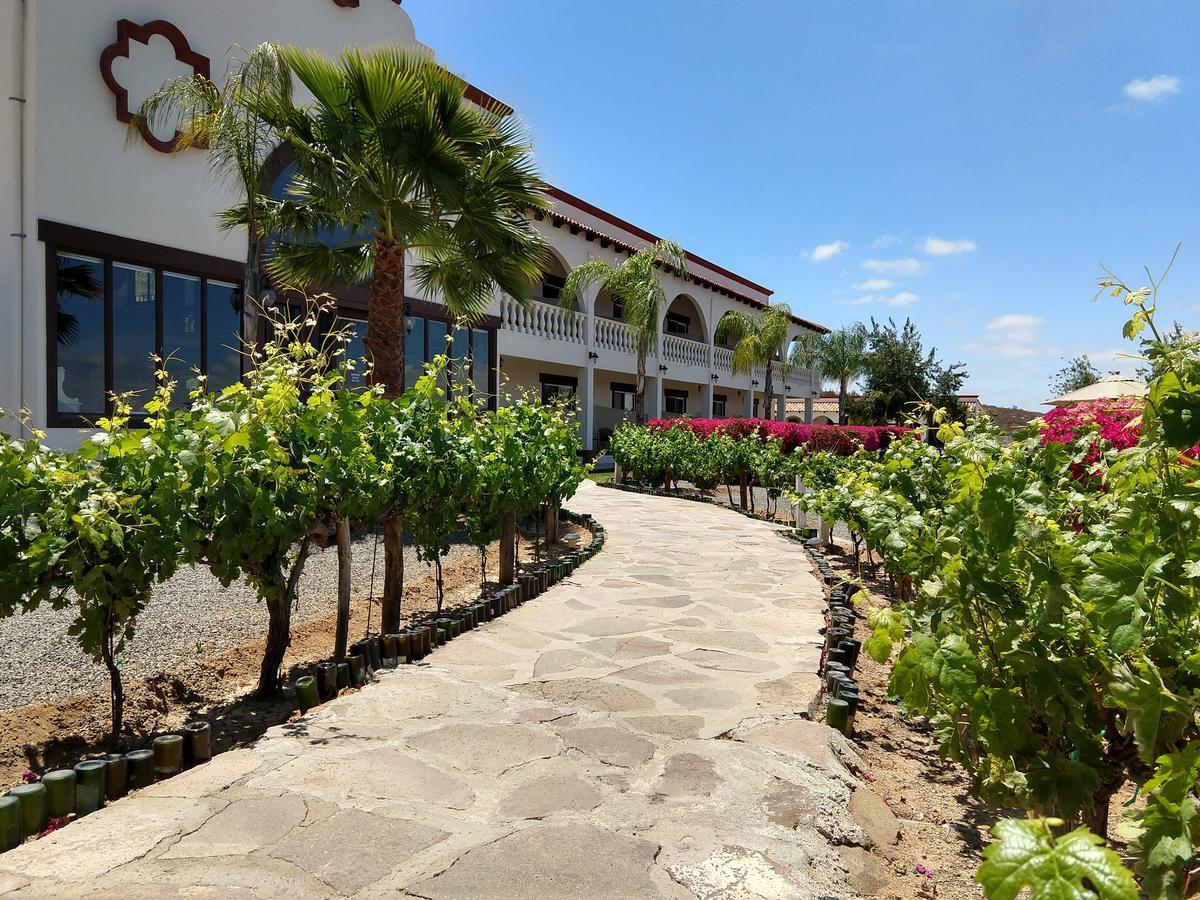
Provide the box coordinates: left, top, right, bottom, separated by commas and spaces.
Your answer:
661, 333, 710, 369
500, 296, 586, 345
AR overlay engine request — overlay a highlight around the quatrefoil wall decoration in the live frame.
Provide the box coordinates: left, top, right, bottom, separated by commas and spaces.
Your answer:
99, 19, 211, 154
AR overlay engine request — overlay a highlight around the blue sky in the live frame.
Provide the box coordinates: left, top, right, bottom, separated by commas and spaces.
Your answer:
405, 1, 1199, 409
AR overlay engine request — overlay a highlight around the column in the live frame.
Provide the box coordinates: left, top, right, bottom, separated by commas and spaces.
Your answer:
743, 387, 755, 418
578, 363, 594, 451
804, 396, 814, 424
702, 380, 714, 418
775, 393, 787, 422
646, 374, 663, 420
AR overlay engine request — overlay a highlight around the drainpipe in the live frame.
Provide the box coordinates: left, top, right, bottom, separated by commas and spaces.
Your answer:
2, 0, 27, 433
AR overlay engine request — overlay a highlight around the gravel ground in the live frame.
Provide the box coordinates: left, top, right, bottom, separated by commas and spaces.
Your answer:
0, 533, 480, 712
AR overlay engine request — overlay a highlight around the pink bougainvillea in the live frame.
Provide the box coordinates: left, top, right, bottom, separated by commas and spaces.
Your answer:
1038, 398, 1200, 479
1039, 399, 1142, 479
645, 417, 911, 456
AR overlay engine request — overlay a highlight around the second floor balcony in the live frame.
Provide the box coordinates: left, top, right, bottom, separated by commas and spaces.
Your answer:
497, 296, 820, 398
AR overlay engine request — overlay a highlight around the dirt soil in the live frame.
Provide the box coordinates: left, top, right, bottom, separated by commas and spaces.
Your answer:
813, 544, 990, 900
0, 521, 591, 788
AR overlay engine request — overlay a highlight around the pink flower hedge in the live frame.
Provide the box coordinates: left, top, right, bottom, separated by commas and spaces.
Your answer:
1038, 398, 1199, 478
645, 417, 910, 456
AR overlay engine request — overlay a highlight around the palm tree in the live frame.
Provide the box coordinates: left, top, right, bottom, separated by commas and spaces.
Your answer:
131, 43, 292, 350
715, 302, 794, 419
787, 329, 827, 423
252, 46, 549, 634
817, 324, 869, 425
560, 240, 687, 424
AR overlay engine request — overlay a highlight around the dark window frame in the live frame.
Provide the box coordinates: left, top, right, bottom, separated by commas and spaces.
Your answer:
41, 220, 501, 425
713, 393, 728, 418
665, 312, 691, 335
611, 381, 636, 412
539, 372, 578, 405
664, 388, 688, 415
42, 220, 243, 428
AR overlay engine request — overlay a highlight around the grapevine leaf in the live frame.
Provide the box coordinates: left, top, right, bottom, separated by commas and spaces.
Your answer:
976, 818, 1137, 900
864, 627, 893, 664
1105, 661, 1168, 763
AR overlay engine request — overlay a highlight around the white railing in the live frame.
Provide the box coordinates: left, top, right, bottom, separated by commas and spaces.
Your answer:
500, 297, 586, 344
662, 334, 710, 369
713, 346, 734, 373
594, 316, 637, 355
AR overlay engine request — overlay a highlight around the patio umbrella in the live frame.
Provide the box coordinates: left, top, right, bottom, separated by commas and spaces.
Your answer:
1044, 373, 1146, 407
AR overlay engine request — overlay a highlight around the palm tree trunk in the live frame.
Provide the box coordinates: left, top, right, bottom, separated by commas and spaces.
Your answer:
367, 238, 408, 635
838, 378, 848, 426
634, 353, 647, 424
242, 226, 264, 359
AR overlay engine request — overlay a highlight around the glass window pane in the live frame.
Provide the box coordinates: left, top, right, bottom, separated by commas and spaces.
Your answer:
427, 320, 449, 391
404, 315, 424, 390
451, 326, 470, 387
112, 262, 156, 410
206, 280, 242, 391
471, 329, 490, 404
163, 272, 201, 405
55, 253, 105, 415
339, 317, 369, 391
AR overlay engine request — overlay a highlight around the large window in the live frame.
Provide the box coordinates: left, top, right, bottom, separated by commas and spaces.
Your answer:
665, 312, 690, 335
713, 393, 727, 418
611, 382, 635, 412
346, 312, 493, 404
540, 373, 577, 406
664, 389, 688, 416
50, 246, 243, 423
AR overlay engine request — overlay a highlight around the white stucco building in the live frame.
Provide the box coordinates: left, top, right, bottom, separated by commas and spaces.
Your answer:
1, 0, 825, 451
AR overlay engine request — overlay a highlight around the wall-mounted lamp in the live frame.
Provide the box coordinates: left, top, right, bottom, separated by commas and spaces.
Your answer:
751, 379, 760, 387
403, 301, 416, 335
261, 287, 279, 309
658, 364, 668, 372
588, 351, 599, 361
710, 374, 719, 382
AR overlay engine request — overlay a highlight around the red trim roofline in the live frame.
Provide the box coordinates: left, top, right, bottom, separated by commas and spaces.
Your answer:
463, 83, 514, 117
546, 186, 772, 298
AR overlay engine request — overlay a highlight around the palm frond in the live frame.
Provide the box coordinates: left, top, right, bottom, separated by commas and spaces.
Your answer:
265, 240, 373, 289
560, 258, 615, 311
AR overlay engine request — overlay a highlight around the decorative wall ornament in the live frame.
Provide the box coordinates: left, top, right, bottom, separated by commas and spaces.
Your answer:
99, 19, 211, 154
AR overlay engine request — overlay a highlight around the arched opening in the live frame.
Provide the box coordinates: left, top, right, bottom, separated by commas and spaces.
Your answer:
813, 414, 835, 425
527, 248, 570, 306
663, 294, 706, 342
714, 311, 737, 348
595, 286, 622, 321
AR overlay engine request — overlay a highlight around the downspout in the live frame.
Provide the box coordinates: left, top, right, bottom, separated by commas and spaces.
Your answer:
5, 0, 28, 432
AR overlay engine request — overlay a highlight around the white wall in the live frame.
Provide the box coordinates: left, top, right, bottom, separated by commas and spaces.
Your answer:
10, 0, 423, 440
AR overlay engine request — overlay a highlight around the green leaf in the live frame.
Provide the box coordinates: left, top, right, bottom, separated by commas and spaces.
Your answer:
976, 818, 1137, 900
1105, 661, 1168, 763
864, 626, 894, 664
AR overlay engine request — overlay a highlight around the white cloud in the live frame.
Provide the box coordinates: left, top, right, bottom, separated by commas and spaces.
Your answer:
972, 313, 1043, 358
924, 236, 977, 256
807, 240, 849, 263
1123, 74, 1180, 103
852, 291, 919, 307
853, 278, 895, 291
869, 234, 901, 250
863, 257, 923, 276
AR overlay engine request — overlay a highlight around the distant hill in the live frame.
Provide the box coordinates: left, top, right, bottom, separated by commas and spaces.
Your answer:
979, 403, 1042, 436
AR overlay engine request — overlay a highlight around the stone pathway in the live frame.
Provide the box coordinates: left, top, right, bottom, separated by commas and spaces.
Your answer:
0, 481, 889, 899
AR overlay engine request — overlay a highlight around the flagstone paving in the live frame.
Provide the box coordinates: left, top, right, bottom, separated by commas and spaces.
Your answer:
0, 481, 889, 899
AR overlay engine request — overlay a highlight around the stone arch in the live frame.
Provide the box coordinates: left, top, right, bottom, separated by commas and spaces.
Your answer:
663, 293, 707, 342
528, 246, 573, 306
